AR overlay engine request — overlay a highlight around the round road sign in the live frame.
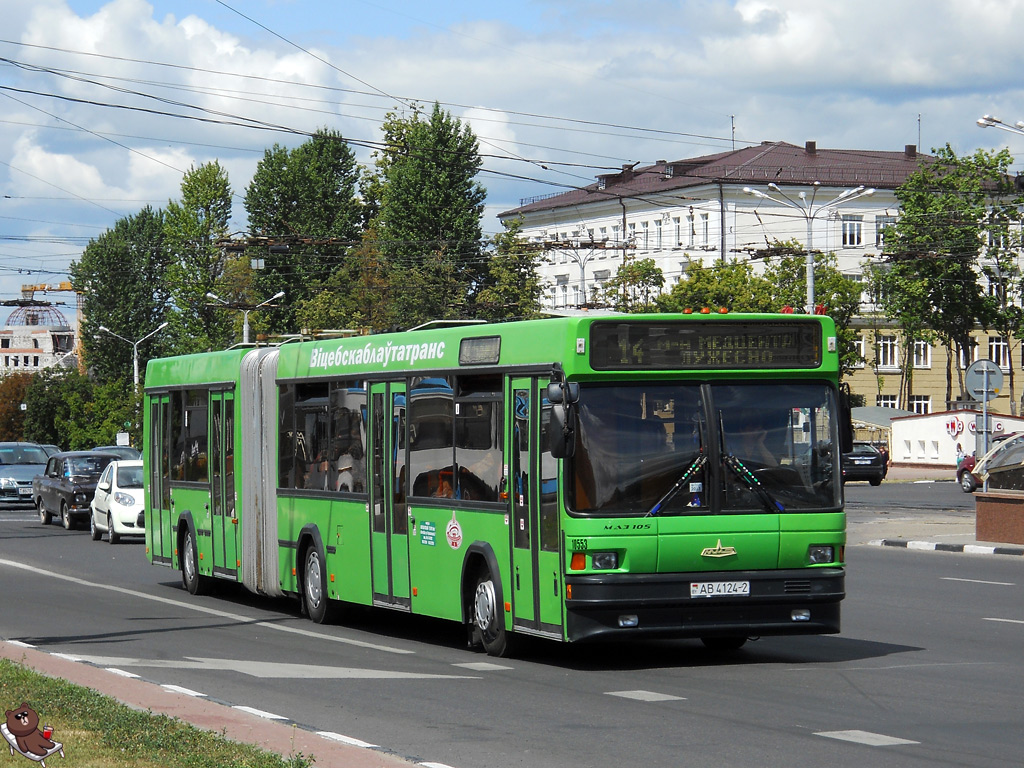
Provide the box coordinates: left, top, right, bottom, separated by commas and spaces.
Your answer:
965, 359, 1003, 402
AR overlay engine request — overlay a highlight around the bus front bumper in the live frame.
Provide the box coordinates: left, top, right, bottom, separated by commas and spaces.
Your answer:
564, 567, 844, 643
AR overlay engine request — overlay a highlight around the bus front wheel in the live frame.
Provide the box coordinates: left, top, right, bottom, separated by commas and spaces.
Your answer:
181, 529, 207, 595
472, 571, 514, 658
303, 545, 334, 624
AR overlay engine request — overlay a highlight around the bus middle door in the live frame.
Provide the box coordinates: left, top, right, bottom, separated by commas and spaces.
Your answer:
369, 381, 411, 608
210, 390, 237, 578
509, 379, 538, 631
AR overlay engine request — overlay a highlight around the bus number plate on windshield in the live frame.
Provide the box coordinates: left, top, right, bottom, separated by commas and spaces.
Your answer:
690, 581, 750, 598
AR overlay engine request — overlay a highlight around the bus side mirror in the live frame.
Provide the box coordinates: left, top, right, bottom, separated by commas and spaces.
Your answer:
549, 405, 576, 459
838, 383, 853, 453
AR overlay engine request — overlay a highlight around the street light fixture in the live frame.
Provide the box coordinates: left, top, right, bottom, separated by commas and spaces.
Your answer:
743, 182, 875, 313
98, 321, 169, 389
976, 114, 1024, 137
206, 291, 285, 344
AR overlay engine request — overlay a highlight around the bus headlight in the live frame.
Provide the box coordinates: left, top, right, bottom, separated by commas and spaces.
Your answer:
591, 552, 618, 570
807, 545, 835, 564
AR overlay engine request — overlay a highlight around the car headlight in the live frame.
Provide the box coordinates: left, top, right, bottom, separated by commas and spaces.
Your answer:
0, 478, 17, 490
113, 492, 135, 507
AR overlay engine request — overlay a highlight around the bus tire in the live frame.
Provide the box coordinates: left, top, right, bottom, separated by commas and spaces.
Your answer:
701, 636, 747, 652
472, 570, 514, 658
303, 544, 334, 624
181, 528, 207, 595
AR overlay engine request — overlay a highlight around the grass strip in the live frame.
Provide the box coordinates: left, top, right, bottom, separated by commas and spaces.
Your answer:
0, 657, 312, 767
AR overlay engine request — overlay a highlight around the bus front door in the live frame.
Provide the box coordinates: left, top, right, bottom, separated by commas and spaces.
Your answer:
210, 391, 237, 578
509, 378, 563, 636
370, 381, 411, 608
147, 393, 173, 565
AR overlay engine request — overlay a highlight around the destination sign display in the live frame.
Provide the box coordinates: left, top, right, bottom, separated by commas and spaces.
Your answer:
589, 320, 823, 370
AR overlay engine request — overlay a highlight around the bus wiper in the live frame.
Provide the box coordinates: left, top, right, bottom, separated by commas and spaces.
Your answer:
646, 452, 708, 517
723, 454, 785, 513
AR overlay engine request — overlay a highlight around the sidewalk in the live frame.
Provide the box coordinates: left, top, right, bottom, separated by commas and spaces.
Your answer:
0, 641, 418, 768
851, 464, 1024, 557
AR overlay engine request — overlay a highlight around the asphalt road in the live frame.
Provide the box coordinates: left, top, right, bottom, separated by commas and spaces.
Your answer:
0, 489, 1021, 768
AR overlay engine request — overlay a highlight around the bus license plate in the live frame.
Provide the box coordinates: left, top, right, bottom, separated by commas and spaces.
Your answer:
690, 581, 750, 598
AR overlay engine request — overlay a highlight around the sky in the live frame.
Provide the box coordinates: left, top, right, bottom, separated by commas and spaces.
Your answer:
3, 0, 1024, 321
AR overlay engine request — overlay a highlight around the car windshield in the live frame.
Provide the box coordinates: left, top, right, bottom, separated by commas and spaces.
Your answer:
0, 445, 49, 465
68, 456, 112, 477
567, 381, 840, 516
116, 465, 144, 488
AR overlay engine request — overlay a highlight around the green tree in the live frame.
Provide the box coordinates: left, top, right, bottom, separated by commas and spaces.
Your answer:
880, 145, 1010, 407
473, 220, 544, 321
658, 259, 773, 313
602, 257, 665, 313
0, 374, 33, 440
23, 369, 92, 448
70, 206, 171, 385
244, 129, 363, 333
164, 161, 234, 352
763, 248, 863, 374
367, 102, 486, 327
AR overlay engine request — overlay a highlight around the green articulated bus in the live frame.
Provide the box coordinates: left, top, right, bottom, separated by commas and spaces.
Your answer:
143, 312, 848, 657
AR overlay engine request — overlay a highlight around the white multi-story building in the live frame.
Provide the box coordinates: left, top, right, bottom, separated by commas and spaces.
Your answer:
498, 140, 928, 309
0, 303, 77, 374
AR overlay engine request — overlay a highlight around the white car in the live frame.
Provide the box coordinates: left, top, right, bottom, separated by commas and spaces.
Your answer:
90, 460, 144, 544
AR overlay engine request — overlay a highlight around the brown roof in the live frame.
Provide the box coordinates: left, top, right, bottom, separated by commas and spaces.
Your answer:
500, 141, 932, 218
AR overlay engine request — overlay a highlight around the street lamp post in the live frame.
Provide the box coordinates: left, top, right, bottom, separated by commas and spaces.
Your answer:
744, 182, 875, 313
976, 114, 1024, 137
206, 291, 285, 344
98, 322, 169, 389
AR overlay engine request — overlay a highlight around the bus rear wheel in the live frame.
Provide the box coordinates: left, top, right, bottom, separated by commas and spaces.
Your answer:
303, 545, 334, 624
181, 529, 207, 595
472, 571, 514, 658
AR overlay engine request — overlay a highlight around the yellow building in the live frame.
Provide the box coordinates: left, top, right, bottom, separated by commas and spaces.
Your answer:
846, 326, 1023, 417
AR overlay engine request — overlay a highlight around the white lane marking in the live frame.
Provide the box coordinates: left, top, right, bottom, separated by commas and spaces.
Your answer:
6, 641, 34, 648
606, 690, 684, 702
106, 668, 140, 679
317, 732, 377, 748
816, 730, 918, 746
452, 662, 514, 671
52, 653, 82, 662
161, 684, 206, 697
0, 557, 412, 655
985, 617, 1024, 625
943, 577, 1014, 586
70, 655, 478, 680
907, 541, 936, 550
233, 705, 286, 720
419, 763, 459, 768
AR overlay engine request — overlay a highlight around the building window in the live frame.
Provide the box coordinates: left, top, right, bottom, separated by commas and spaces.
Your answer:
641, 221, 649, 250
852, 336, 866, 368
687, 211, 695, 247
959, 342, 979, 369
908, 395, 931, 415
700, 213, 710, 246
877, 394, 899, 409
842, 215, 864, 247
654, 219, 662, 249
876, 335, 899, 370
875, 215, 896, 248
990, 337, 1011, 370
672, 217, 681, 246
913, 340, 931, 369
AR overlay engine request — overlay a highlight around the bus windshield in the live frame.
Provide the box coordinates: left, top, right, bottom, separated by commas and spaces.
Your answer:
568, 381, 840, 516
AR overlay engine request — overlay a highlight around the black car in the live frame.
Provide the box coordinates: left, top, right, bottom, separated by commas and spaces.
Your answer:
842, 442, 887, 486
92, 445, 142, 460
34, 451, 116, 529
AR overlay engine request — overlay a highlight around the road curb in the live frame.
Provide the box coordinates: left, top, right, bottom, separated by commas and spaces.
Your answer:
868, 539, 1024, 556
